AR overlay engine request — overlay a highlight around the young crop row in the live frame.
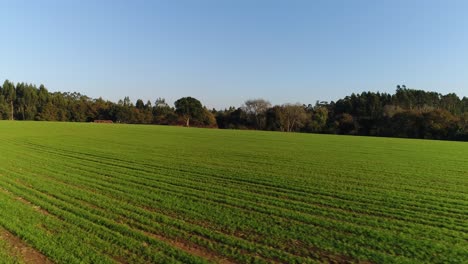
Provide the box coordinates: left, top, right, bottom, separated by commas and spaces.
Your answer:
18, 139, 468, 222
17, 139, 467, 233
0, 122, 466, 263
1, 137, 466, 263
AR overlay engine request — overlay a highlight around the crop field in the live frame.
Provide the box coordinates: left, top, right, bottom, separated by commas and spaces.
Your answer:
0, 121, 466, 264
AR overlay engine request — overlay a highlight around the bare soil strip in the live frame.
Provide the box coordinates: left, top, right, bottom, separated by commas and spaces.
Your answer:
0, 229, 52, 264
145, 232, 236, 264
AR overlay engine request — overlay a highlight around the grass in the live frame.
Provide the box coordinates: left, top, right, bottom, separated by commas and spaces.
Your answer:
0, 121, 466, 263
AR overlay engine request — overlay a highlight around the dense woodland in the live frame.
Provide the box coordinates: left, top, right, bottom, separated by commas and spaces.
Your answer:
0, 80, 467, 141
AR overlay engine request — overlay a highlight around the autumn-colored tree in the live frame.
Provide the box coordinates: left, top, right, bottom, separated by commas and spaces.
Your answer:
277, 103, 308, 132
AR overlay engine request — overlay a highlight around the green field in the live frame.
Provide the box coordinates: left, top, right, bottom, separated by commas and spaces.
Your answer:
0, 121, 466, 264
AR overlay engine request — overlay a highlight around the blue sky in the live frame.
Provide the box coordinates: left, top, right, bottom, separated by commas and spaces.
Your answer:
1, 0, 467, 109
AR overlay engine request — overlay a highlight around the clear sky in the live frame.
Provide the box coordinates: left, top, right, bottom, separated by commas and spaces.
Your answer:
1, 0, 467, 109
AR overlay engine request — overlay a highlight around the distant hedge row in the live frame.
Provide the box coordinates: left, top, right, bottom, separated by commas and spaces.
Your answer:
0, 80, 466, 140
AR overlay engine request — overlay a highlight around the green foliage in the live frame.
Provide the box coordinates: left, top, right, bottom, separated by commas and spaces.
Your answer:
0, 122, 466, 263
308, 106, 328, 132
0, 79, 467, 140
1, 80, 16, 120
174, 97, 204, 127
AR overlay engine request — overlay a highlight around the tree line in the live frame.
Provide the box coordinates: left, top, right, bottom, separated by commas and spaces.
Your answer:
0, 80, 467, 140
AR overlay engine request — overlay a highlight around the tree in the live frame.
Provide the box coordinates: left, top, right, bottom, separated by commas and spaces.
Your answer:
0, 78, 467, 140
123, 96, 131, 107
174, 97, 203, 127
309, 105, 328, 132
243, 99, 271, 129
214, 107, 249, 129
145, 100, 152, 109
2, 80, 16, 120
135, 99, 145, 109
277, 103, 308, 132
38, 102, 58, 121
338, 113, 357, 134
421, 109, 459, 139
152, 98, 176, 125
155, 97, 168, 108
201, 108, 218, 128
458, 112, 468, 139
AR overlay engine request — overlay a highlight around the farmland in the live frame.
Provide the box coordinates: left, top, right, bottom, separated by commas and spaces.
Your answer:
0, 121, 466, 263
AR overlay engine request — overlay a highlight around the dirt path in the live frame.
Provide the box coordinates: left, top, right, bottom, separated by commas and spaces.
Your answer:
0, 229, 52, 264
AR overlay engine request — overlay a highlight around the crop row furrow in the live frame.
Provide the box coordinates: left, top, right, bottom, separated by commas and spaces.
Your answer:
19, 147, 467, 235
0, 166, 322, 264
13, 142, 467, 228
0, 172, 203, 264
5, 143, 466, 242
7, 160, 464, 262
18, 140, 468, 206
